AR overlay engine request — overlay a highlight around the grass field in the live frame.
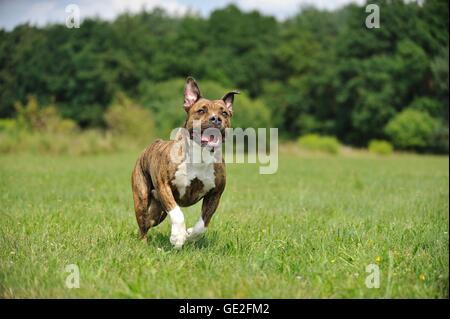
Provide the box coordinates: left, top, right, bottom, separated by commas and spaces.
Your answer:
0, 150, 448, 298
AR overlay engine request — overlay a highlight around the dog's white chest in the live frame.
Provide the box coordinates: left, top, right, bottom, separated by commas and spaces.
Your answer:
172, 162, 216, 199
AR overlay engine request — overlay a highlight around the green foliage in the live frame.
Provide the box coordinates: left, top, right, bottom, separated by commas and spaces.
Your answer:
0, 119, 17, 132
105, 93, 155, 147
430, 121, 449, 154
14, 96, 78, 134
385, 109, 440, 151
431, 46, 449, 106
0, 130, 115, 156
409, 97, 444, 118
0, 95, 154, 155
298, 134, 341, 154
139, 78, 194, 138
368, 140, 394, 155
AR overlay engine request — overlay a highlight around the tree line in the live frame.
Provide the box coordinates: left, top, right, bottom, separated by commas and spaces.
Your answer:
0, 0, 448, 152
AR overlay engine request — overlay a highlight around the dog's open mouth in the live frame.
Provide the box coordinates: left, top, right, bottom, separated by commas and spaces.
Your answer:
200, 133, 221, 147
191, 129, 223, 148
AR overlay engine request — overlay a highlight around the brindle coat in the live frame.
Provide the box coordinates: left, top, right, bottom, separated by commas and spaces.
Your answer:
131, 77, 238, 240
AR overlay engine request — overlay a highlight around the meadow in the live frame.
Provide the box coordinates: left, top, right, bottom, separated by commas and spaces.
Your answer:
0, 150, 448, 298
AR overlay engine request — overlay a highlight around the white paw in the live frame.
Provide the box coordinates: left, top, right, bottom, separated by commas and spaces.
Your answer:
186, 227, 206, 242
170, 226, 187, 249
168, 206, 187, 249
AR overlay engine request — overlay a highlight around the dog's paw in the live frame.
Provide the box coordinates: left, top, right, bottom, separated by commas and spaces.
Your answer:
170, 227, 187, 249
186, 227, 205, 242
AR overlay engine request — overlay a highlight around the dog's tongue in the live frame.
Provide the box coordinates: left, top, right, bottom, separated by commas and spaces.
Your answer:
201, 135, 211, 144
201, 134, 220, 146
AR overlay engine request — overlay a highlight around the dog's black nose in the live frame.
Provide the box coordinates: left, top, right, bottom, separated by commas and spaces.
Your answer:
209, 115, 222, 126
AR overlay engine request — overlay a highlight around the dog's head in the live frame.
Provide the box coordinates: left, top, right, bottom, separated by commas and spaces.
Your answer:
183, 77, 239, 148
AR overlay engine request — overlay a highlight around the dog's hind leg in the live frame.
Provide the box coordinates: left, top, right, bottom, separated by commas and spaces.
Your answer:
132, 161, 169, 241
131, 160, 152, 240
148, 193, 167, 228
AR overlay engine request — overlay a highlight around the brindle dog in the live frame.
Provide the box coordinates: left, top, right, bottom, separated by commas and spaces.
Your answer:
131, 77, 238, 249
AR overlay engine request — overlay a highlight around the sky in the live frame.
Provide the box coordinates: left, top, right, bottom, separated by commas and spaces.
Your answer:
0, 0, 366, 30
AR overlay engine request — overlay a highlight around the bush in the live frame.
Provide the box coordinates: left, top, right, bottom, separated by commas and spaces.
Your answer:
430, 123, 449, 154
0, 96, 119, 155
0, 94, 157, 155
368, 140, 393, 155
14, 96, 78, 134
0, 119, 17, 132
385, 109, 439, 151
0, 130, 118, 155
70, 130, 116, 156
104, 93, 155, 148
298, 134, 341, 154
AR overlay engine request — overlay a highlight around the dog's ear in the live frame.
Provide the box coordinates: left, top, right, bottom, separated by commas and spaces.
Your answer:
222, 90, 240, 113
184, 76, 202, 111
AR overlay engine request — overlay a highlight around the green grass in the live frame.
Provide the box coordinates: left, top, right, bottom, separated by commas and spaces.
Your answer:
0, 151, 448, 298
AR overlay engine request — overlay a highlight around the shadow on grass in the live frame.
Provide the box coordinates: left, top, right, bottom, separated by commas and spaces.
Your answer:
136, 229, 219, 250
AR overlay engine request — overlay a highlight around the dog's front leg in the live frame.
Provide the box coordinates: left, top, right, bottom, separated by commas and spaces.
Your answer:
187, 190, 222, 242
168, 206, 187, 249
157, 184, 187, 249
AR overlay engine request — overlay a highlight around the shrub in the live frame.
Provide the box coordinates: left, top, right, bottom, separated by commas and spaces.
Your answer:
298, 134, 341, 154
14, 96, 78, 134
104, 93, 155, 148
0, 94, 158, 155
70, 130, 116, 156
430, 123, 449, 154
0, 119, 17, 132
368, 140, 393, 155
0, 129, 119, 155
385, 109, 439, 150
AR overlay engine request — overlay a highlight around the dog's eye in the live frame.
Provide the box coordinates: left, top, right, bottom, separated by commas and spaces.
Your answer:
221, 111, 228, 117
197, 109, 205, 114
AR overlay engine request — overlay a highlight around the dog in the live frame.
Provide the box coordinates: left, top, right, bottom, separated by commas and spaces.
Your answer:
131, 77, 239, 249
